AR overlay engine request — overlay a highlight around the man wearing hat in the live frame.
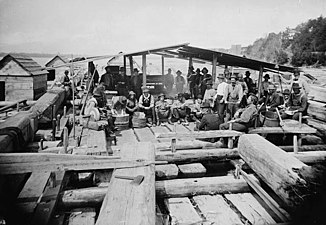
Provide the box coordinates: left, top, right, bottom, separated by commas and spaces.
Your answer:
259, 84, 282, 112
164, 68, 174, 94
187, 66, 197, 98
84, 88, 106, 120
214, 74, 228, 118
155, 93, 172, 125
224, 76, 243, 119
244, 71, 255, 94
199, 67, 212, 97
100, 66, 115, 91
175, 70, 185, 93
290, 69, 309, 95
131, 68, 142, 98
281, 83, 308, 120
139, 86, 155, 125
203, 80, 216, 108
220, 94, 258, 132
116, 67, 129, 97
261, 74, 271, 97
126, 91, 139, 127
195, 102, 221, 131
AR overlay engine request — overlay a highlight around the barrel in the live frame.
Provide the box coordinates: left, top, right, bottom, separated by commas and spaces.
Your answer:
259, 111, 279, 127
113, 114, 129, 130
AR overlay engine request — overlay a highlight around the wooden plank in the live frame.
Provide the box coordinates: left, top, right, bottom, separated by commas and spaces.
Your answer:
96, 142, 155, 225
225, 193, 276, 225
156, 164, 179, 179
86, 129, 107, 153
155, 140, 222, 151
248, 124, 316, 134
156, 175, 251, 198
54, 116, 69, 139
290, 151, 326, 164
309, 85, 326, 103
116, 128, 138, 145
193, 195, 243, 225
164, 123, 192, 134
15, 171, 51, 220
178, 163, 206, 177
166, 197, 202, 224
156, 130, 243, 139
238, 134, 308, 209
308, 100, 326, 121
133, 127, 156, 142
150, 125, 171, 143
31, 171, 66, 225
156, 148, 239, 163
68, 208, 96, 225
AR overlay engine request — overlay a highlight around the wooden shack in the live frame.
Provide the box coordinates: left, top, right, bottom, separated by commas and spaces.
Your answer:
45, 55, 69, 81
0, 54, 48, 101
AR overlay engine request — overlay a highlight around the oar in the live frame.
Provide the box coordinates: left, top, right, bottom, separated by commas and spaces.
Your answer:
275, 108, 284, 127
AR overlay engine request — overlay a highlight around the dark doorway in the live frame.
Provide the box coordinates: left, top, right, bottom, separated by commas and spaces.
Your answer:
47, 69, 55, 81
0, 81, 5, 101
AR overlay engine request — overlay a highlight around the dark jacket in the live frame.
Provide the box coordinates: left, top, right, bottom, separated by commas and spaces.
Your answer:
198, 113, 221, 130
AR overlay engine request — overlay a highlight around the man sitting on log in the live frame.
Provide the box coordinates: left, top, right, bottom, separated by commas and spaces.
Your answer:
138, 86, 155, 126
281, 83, 308, 121
171, 93, 191, 124
195, 102, 221, 131
155, 93, 172, 125
220, 94, 258, 132
259, 84, 282, 112
190, 94, 203, 122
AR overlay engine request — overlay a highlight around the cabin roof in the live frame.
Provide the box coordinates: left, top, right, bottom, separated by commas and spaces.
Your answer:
0, 54, 48, 76
45, 55, 69, 67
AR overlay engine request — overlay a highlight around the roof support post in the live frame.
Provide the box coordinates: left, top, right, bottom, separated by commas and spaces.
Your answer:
161, 56, 165, 76
142, 54, 147, 87
212, 53, 217, 82
123, 56, 127, 74
257, 65, 263, 97
188, 57, 193, 68
129, 56, 133, 76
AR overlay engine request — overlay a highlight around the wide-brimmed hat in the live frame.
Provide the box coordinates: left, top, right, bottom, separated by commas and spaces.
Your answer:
231, 77, 236, 83
206, 80, 213, 85
201, 67, 208, 73
64, 69, 69, 74
141, 86, 149, 92
264, 74, 270, 79
268, 84, 276, 90
133, 68, 139, 72
283, 89, 290, 95
128, 91, 136, 96
158, 93, 165, 97
292, 83, 301, 89
200, 102, 211, 108
176, 70, 182, 75
245, 71, 250, 75
196, 68, 201, 73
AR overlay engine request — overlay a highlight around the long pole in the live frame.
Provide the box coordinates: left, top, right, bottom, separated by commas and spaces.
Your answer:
80, 64, 98, 116
71, 55, 75, 139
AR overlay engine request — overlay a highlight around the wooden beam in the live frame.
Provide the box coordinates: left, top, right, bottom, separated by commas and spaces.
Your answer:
155, 148, 239, 163
96, 142, 155, 225
155, 164, 179, 179
212, 53, 217, 82
257, 65, 263, 97
178, 163, 206, 177
155, 130, 242, 139
156, 175, 252, 198
161, 55, 164, 76
67, 208, 96, 225
248, 124, 316, 134
142, 54, 147, 87
279, 144, 326, 152
128, 56, 133, 76
238, 134, 309, 209
289, 151, 326, 164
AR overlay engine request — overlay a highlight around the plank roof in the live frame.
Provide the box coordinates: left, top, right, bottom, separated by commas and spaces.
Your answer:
0, 54, 48, 76
45, 55, 69, 67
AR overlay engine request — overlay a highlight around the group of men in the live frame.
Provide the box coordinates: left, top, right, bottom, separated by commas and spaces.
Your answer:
85, 64, 310, 134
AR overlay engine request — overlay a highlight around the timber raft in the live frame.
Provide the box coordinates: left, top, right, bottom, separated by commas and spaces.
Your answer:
1, 45, 326, 224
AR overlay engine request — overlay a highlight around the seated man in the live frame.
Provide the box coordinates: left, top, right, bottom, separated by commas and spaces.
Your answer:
259, 84, 282, 112
171, 93, 191, 123
220, 94, 258, 132
190, 94, 203, 122
138, 86, 155, 125
195, 102, 221, 131
281, 83, 308, 120
112, 96, 127, 115
126, 91, 138, 127
155, 93, 172, 125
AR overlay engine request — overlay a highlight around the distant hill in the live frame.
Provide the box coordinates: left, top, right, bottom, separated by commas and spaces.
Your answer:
244, 16, 326, 67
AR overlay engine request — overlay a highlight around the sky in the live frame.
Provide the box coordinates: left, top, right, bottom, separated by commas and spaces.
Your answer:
0, 0, 325, 55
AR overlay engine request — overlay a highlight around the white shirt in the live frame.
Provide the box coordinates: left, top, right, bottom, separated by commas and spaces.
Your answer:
216, 81, 228, 96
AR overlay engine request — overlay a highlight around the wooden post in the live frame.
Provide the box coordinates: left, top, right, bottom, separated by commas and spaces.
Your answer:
56, 114, 61, 131
142, 54, 147, 87
188, 57, 193, 68
299, 112, 302, 125
212, 53, 217, 83
123, 56, 127, 74
161, 56, 165, 76
40, 139, 44, 150
228, 122, 234, 149
257, 66, 263, 98
30, 118, 35, 141
293, 135, 298, 154
63, 106, 67, 118
16, 102, 19, 111
129, 56, 134, 76
61, 127, 69, 154
52, 105, 56, 121
52, 118, 56, 141
171, 138, 176, 153
71, 63, 75, 139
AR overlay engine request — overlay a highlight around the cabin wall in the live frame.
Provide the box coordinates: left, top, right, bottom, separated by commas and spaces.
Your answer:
33, 74, 47, 100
